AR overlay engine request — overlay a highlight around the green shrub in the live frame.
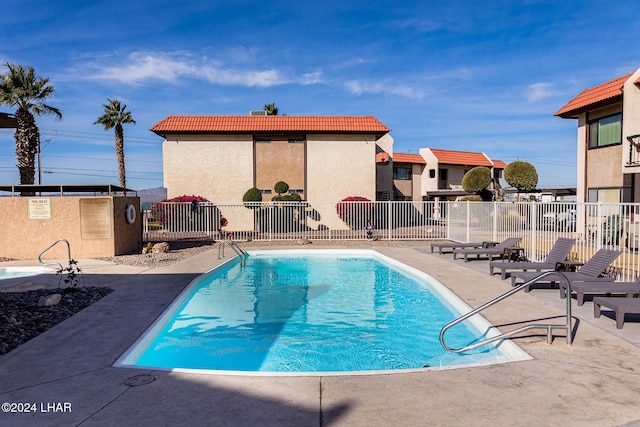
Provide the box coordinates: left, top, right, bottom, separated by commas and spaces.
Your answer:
459, 195, 483, 202
242, 187, 262, 206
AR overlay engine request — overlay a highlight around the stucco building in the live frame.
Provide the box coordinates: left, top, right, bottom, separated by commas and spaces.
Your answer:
555, 68, 640, 203
150, 115, 393, 205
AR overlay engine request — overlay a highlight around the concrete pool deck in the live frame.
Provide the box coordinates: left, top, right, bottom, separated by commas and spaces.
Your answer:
2, 242, 640, 426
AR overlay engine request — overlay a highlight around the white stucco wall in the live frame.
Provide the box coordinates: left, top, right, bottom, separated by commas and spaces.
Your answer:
306, 134, 377, 229
162, 134, 254, 203
419, 148, 438, 192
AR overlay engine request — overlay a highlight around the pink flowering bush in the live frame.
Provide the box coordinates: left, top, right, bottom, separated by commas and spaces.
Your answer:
336, 196, 374, 229
151, 195, 212, 230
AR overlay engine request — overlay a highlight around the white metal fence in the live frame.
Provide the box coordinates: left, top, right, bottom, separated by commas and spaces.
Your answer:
143, 200, 640, 280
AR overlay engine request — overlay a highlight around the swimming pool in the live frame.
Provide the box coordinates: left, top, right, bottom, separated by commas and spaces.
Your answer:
116, 249, 530, 375
0, 266, 51, 280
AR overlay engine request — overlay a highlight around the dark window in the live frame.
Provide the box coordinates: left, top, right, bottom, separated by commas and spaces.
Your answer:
393, 167, 412, 180
255, 139, 271, 144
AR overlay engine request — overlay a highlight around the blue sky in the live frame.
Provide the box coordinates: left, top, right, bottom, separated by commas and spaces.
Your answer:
1, 0, 639, 191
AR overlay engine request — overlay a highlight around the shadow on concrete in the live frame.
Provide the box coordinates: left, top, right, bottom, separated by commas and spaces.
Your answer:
0, 270, 354, 426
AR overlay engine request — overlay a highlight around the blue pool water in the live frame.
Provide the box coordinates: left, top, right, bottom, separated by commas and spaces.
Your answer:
0, 267, 50, 280
117, 250, 529, 374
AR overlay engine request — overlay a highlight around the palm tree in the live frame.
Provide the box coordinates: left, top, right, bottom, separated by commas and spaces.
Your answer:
0, 63, 62, 185
94, 99, 136, 189
264, 103, 279, 115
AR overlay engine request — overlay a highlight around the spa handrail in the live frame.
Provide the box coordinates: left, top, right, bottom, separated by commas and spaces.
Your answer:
440, 271, 573, 353
38, 238, 72, 272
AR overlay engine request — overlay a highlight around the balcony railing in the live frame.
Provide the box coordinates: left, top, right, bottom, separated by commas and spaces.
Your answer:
626, 134, 640, 165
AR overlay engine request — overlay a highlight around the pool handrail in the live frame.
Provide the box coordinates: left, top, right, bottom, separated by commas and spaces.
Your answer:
38, 238, 73, 272
440, 271, 572, 353
218, 240, 247, 266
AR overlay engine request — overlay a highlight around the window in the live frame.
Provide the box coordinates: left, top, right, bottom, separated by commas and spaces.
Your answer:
587, 188, 622, 203
438, 168, 448, 189
393, 167, 411, 180
289, 189, 304, 194
255, 139, 271, 144
589, 113, 622, 148
259, 189, 272, 194
288, 138, 305, 144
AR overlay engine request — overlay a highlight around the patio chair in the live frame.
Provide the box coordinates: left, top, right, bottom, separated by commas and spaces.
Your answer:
510, 249, 621, 291
452, 237, 522, 262
560, 276, 640, 306
489, 237, 576, 280
593, 297, 640, 329
431, 240, 496, 254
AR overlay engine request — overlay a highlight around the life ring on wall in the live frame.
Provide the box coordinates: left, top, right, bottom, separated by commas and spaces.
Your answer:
125, 204, 136, 224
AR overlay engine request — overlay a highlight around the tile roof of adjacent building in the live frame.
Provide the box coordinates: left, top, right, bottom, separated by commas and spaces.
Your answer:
554, 72, 633, 118
492, 160, 508, 169
375, 152, 390, 163
429, 149, 493, 167
392, 153, 426, 164
150, 115, 391, 134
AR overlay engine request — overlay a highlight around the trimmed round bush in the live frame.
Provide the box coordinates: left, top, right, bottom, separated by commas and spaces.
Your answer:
274, 181, 289, 195
504, 160, 538, 192
462, 167, 492, 192
242, 187, 262, 205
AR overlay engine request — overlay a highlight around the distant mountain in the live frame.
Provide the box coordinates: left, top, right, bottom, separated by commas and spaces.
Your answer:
137, 187, 167, 203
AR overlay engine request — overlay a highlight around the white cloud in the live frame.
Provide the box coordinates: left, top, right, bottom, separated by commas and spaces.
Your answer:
526, 82, 555, 102
84, 52, 323, 88
345, 79, 425, 99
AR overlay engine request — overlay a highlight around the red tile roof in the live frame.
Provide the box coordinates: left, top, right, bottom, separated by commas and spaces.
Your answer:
392, 153, 426, 164
492, 160, 507, 169
430, 149, 493, 167
150, 115, 390, 134
555, 73, 632, 118
376, 152, 390, 163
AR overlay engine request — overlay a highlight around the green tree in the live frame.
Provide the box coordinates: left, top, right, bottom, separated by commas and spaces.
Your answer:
94, 99, 136, 189
264, 103, 279, 115
461, 167, 495, 201
0, 63, 62, 185
461, 167, 492, 192
504, 160, 538, 194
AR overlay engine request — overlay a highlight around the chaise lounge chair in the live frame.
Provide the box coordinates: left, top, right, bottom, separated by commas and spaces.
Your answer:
489, 237, 576, 280
509, 249, 621, 291
452, 237, 522, 262
560, 276, 640, 306
431, 240, 496, 254
593, 297, 640, 329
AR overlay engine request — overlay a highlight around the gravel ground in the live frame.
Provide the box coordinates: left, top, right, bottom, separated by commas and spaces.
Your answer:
96, 238, 402, 267
0, 287, 113, 356
0, 238, 403, 356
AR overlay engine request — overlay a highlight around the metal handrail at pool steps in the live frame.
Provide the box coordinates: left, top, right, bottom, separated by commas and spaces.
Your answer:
440, 271, 573, 353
